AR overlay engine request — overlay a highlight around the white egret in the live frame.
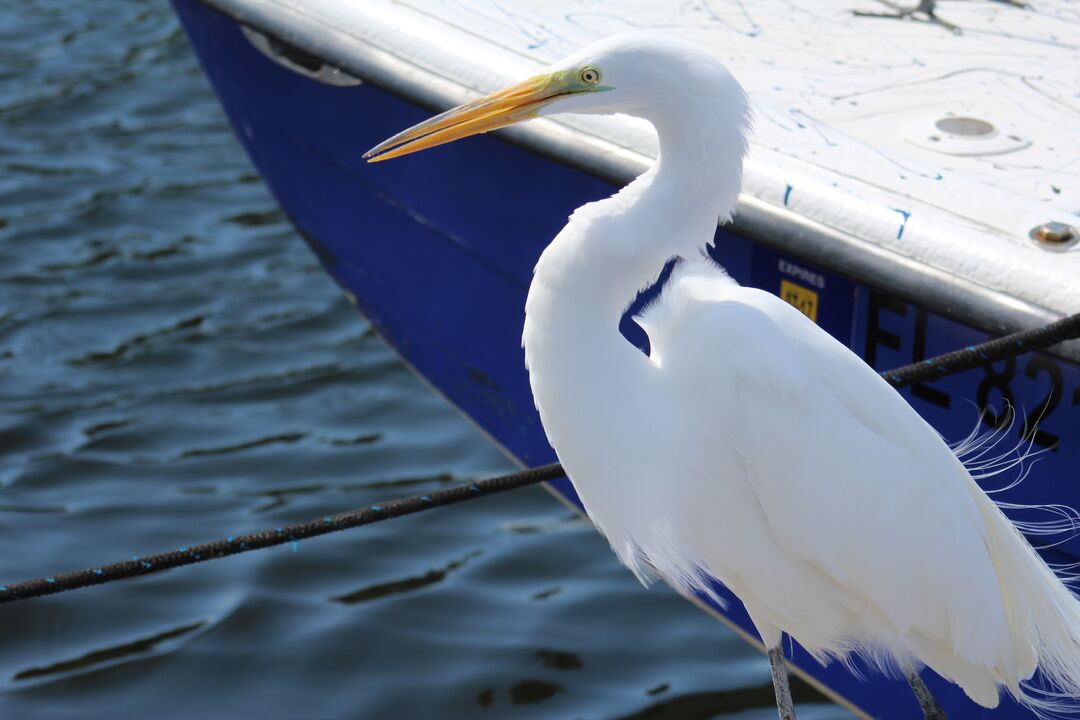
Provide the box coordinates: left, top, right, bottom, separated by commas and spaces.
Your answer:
366, 34, 1080, 718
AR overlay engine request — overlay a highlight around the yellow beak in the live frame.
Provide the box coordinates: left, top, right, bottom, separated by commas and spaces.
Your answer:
364, 73, 566, 163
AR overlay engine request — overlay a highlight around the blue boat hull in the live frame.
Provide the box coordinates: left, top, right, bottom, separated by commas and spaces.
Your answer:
173, 1, 1080, 715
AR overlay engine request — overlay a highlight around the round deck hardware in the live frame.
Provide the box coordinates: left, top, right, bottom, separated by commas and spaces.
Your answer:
1029, 222, 1078, 250
903, 111, 1030, 156
934, 117, 994, 137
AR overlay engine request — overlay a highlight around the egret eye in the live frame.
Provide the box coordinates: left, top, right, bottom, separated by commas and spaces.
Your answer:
579, 66, 601, 84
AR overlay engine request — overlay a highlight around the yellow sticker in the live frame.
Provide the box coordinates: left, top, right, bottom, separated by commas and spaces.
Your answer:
780, 279, 818, 323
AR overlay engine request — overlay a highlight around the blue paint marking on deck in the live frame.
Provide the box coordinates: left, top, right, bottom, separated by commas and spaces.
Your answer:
171, 1, 1080, 715
891, 207, 911, 239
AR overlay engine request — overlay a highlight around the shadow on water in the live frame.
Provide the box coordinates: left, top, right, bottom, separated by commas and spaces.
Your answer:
613, 676, 829, 719
332, 550, 482, 605
13, 622, 206, 682
179, 431, 306, 458
476, 679, 564, 707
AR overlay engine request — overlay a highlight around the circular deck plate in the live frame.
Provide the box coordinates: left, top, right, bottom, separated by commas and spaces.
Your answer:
903, 111, 1031, 157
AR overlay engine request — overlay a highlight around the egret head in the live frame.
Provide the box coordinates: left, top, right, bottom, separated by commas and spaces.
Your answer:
364, 33, 749, 164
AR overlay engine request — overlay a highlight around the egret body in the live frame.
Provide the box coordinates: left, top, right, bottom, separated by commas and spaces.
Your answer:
367, 34, 1080, 717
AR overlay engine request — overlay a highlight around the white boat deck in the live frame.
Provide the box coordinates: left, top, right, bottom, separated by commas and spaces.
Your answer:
208, 0, 1080, 319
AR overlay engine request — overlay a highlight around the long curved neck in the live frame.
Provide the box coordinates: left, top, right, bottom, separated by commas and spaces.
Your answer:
522, 105, 743, 425
525, 104, 740, 338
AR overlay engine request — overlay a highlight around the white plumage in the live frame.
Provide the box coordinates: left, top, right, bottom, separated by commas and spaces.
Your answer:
368, 33, 1080, 716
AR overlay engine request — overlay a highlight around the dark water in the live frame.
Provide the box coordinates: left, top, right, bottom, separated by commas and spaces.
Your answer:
0, 3, 850, 718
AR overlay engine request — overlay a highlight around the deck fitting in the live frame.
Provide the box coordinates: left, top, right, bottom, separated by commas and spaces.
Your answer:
1030, 222, 1078, 250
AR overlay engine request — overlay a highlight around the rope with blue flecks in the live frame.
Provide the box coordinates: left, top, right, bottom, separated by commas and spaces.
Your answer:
2, 310, 1079, 605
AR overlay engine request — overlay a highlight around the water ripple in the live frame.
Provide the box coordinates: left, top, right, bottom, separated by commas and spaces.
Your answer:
13, 621, 206, 683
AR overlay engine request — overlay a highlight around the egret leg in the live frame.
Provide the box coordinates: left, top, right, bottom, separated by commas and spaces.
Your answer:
905, 670, 947, 720
767, 643, 797, 720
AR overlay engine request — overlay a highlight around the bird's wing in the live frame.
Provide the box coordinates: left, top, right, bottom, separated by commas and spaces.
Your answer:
641, 260, 1011, 665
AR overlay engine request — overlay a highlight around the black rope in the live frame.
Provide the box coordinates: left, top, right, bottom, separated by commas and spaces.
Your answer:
0, 464, 565, 604
881, 312, 1080, 388
3, 311, 1079, 605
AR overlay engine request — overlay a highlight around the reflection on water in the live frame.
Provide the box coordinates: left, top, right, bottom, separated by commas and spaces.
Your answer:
0, 1, 849, 717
